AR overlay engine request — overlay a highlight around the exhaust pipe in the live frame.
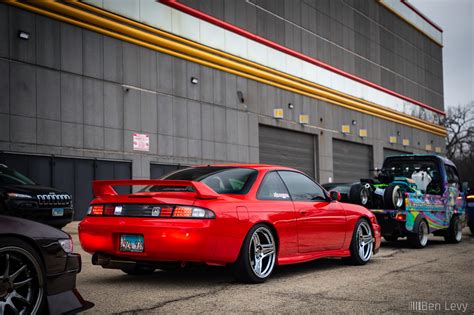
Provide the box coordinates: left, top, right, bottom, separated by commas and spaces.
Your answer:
92, 253, 136, 269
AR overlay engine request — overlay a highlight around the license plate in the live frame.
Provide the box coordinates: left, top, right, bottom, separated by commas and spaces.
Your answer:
120, 235, 144, 253
52, 208, 64, 217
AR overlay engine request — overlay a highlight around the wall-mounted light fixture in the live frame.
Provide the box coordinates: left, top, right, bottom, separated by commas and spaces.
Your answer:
18, 31, 30, 40
273, 108, 284, 119
190, 77, 199, 84
341, 125, 350, 134
396, 131, 401, 136
351, 120, 357, 125
288, 103, 294, 109
299, 114, 309, 125
389, 136, 397, 144
236, 91, 244, 103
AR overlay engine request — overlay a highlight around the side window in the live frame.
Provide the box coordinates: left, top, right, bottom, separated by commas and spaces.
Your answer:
278, 171, 326, 201
446, 165, 460, 189
257, 172, 291, 200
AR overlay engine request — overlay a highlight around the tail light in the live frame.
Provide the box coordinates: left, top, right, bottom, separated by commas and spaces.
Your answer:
88, 205, 104, 216
395, 212, 406, 221
173, 206, 215, 218
87, 204, 215, 219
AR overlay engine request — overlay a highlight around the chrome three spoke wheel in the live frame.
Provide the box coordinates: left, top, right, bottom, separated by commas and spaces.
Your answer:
357, 221, 374, 263
233, 224, 277, 283
0, 241, 45, 315
249, 227, 276, 279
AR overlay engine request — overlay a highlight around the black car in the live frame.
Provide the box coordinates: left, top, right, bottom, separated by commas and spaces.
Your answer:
0, 164, 74, 229
0, 215, 93, 314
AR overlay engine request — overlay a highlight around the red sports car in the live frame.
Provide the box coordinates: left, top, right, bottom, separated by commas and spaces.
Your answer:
79, 165, 381, 283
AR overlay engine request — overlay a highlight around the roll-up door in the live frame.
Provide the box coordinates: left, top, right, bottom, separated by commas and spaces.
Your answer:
333, 140, 373, 183
259, 125, 317, 178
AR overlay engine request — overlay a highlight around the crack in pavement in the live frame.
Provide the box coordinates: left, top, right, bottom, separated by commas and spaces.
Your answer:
113, 283, 232, 315
381, 258, 439, 276
272, 291, 387, 304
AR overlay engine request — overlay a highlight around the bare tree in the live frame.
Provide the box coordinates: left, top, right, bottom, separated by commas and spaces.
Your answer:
445, 102, 474, 159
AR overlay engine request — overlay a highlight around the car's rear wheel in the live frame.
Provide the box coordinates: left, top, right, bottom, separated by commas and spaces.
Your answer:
349, 184, 371, 207
121, 265, 155, 275
383, 184, 404, 210
0, 237, 46, 315
444, 216, 462, 243
345, 219, 374, 265
232, 224, 276, 283
408, 219, 429, 248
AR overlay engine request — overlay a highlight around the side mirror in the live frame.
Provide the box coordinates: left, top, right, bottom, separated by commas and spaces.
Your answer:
329, 190, 341, 202
462, 182, 470, 194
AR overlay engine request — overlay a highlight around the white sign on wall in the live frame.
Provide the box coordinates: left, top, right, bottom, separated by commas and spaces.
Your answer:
133, 133, 150, 152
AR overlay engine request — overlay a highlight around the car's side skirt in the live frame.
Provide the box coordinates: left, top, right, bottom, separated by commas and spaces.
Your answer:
277, 249, 351, 265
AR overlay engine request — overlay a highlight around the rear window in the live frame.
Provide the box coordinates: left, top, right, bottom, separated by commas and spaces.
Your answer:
145, 167, 258, 195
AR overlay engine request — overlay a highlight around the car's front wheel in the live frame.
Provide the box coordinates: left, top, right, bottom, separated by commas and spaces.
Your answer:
0, 237, 46, 314
232, 224, 276, 283
345, 219, 374, 265
444, 216, 462, 243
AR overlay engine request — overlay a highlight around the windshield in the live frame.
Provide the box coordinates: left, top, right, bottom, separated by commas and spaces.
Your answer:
0, 166, 35, 185
144, 167, 258, 194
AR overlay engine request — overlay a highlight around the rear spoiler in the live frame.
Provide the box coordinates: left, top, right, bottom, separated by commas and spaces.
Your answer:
92, 180, 219, 199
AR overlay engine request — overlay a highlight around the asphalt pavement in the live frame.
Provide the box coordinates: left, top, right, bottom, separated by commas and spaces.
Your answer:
64, 222, 474, 314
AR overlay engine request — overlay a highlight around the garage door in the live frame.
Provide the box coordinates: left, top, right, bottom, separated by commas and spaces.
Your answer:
383, 148, 412, 159
259, 125, 316, 178
150, 164, 187, 179
333, 140, 373, 183
0, 153, 131, 220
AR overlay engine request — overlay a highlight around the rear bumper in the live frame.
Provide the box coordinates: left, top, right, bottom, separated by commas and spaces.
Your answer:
78, 216, 227, 265
372, 223, 382, 253
372, 210, 407, 237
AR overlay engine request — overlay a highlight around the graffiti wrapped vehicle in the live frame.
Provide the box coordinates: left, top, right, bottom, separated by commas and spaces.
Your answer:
328, 155, 466, 248
466, 194, 474, 234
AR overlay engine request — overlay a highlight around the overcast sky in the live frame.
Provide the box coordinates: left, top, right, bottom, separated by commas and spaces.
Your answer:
409, 0, 473, 108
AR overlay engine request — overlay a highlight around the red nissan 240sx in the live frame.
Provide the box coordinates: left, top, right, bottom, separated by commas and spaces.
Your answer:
79, 165, 381, 283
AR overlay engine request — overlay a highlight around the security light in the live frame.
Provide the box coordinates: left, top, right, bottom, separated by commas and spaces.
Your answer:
18, 31, 30, 40
190, 77, 199, 84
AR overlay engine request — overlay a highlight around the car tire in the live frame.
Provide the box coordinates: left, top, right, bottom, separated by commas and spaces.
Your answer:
383, 235, 398, 242
345, 219, 374, 265
444, 216, 462, 243
232, 224, 276, 283
407, 218, 429, 248
0, 237, 46, 314
349, 184, 371, 207
383, 184, 404, 210
121, 265, 155, 275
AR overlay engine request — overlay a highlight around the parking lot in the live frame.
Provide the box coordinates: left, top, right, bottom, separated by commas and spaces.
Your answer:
65, 223, 474, 314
